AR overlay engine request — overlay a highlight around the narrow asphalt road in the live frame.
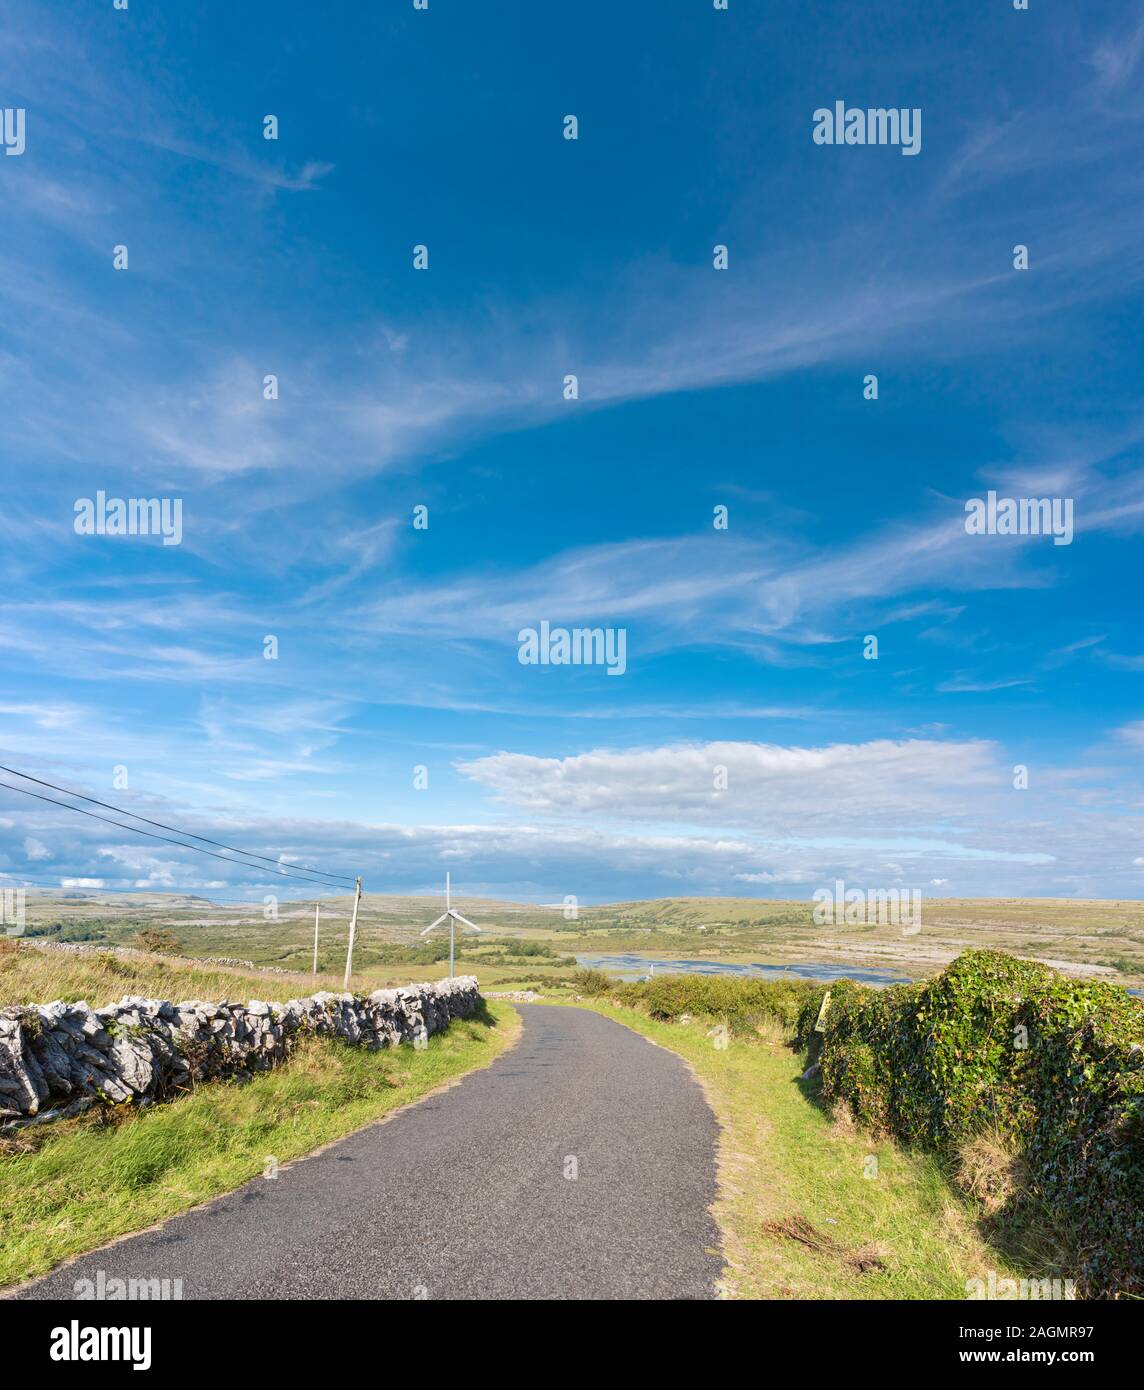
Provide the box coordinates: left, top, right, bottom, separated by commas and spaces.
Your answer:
17, 1004, 723, 1300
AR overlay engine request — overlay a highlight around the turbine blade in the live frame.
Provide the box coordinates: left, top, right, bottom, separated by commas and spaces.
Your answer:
453, 914, 481, 932
420, 913, 449, 936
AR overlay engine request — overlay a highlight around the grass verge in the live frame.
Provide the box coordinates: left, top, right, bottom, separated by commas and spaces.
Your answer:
0, 939, 351, 1009
550, 998, 1030, 1299
0, 1001, 519, 1290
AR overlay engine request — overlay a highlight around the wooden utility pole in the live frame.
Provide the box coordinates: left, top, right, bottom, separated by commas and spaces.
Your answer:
312, 900, 320, 976
342, 877, 362, 990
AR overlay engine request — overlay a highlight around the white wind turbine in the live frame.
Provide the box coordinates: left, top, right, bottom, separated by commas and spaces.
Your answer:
420, 872, 481, 977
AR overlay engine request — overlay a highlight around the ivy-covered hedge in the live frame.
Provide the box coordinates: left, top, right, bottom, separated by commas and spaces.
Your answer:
794, 950, 1144, 1297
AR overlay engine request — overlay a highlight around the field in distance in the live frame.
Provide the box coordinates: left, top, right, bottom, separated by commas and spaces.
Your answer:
9, 891, 1144, 994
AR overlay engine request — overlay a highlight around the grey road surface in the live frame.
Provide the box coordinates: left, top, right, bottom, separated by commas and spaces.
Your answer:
16, 1004, 723, 1301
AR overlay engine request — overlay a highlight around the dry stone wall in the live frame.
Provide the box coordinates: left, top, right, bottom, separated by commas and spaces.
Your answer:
0, 976, 482, 1124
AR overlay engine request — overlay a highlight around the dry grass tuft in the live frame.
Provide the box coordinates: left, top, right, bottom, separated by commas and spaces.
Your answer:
0, 940, 346, 1012
955, 1127, 1029, 1217
761, 1213, 888, 1274
828, 1100, 858, 1138
752, 1017, 788, 1048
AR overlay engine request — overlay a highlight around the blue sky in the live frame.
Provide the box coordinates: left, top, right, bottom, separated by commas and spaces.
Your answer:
2, 0, 1144, 903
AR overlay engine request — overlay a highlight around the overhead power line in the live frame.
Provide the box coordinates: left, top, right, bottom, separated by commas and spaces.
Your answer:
0, 763, 356, 883
0, 775, 355, 890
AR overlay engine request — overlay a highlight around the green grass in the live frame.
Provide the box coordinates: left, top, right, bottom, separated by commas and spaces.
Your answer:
0, 1001, 519, 1289
547, 997, 1030, 1300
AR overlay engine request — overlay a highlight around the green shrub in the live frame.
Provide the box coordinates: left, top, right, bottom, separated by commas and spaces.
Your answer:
797, 950, 1144, 1297
568, 967, 614, 996
614, 972, 818, 1034
94, 951, 137, 979
501, 940, 558, 958
133, 929, 182, 956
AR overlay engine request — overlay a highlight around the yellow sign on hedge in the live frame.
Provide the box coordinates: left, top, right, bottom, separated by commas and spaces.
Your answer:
814, 991, 832, 1033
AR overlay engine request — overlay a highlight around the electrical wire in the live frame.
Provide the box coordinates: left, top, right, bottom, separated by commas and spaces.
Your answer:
0, 779, 355, 889
0, 763, 356, 883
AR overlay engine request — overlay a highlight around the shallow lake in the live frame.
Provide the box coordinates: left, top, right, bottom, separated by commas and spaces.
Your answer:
574, 954, 910, 987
